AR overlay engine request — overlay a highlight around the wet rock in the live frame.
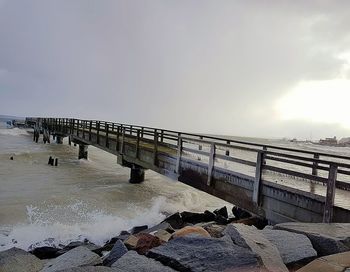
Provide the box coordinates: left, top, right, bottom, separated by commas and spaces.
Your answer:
234, 216, 268, 229
274, 223, 350, 256
172, 226, 211, 238
296, 251, 350, 272
57, 240, 99, 256
111, 250, 176, 272
180, 211, 216, 224
162, 212, 184, 229
214, 214, 231, 224
262, 229, 317, 265
0, 247, 43, 272
225, 224, 288, 272
30, 246, 60, 259
103, 240, 128, 267
134, 233, 163, 255
144, 222, 174, 234
213, 206, 228, 218
42, 246, 101, 272
154, 229, 172, 242
148, 235, 260, 272
59, 267, 113, 272
130, 225, 148, 234
232, 206, 251, 219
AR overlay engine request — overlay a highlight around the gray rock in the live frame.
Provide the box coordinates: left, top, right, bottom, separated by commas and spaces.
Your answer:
274, 223, 350, 256
0, 247, 43, 272
225, 224, 288, 272
262, 229, 317, 265
111, 251, 175, 272
103, 240, 128, 266
58, 267, 113, 272
42, 246, 102, 272
148, 235, 260, 272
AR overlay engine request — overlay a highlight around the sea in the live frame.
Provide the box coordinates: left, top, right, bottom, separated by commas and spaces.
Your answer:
1, 121, 350, 252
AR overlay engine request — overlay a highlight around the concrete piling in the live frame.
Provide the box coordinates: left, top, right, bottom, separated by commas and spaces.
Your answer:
129, 165, 145, 184
78, 144, 88, 160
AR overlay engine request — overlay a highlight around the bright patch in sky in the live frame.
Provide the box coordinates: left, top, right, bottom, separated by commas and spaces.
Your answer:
276, 79, 350, 128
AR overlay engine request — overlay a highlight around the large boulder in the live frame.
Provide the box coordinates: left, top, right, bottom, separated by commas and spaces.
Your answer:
111, 250, 175, 272
0, 247, 43, 272
57, 240, 100, 256
130, 225, 148, 234
180, 211, 216, 224
162, 212, 184, 229
154, 229, 172, 242
274, 223, 350, 256
124, 233, 163, 254
58, 267, 113, 272
148, 235, 261, 272
262, 229, 317, 265
296, 251, 350, 272
225, 224, 288, 272
42, 246, 102, 272
103, 240, 128, 267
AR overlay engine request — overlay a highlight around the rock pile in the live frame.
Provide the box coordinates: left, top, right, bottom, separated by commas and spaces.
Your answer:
1, 206, 349, 272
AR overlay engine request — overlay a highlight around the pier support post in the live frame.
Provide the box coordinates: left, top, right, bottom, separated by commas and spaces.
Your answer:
129, 164, 145, 184
56, 135, 63, 144
78, 144, 88, 160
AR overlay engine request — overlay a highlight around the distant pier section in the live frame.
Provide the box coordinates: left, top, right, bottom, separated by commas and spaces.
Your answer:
25, 117, 350, 224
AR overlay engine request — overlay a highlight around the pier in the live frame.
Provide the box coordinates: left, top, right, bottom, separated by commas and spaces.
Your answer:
25, 117, 350, 224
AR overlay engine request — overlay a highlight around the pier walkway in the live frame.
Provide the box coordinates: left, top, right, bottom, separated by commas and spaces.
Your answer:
26, 117, 350, 224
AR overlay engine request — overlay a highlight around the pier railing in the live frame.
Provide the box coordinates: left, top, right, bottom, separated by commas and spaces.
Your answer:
26, 117, 350, 223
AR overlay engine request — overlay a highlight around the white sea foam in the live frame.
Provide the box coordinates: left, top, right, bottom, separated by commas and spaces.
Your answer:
0, 128, 29, 136
0, 198, 167, 251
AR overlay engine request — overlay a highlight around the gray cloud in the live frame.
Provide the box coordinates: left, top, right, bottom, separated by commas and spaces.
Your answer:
0, 0, 350, 139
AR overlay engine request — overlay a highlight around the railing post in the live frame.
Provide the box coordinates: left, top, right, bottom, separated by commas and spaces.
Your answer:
105, 122, 109, 148
96, 121, 100, 144
226, 140, 230, 156
116, 126, 120, 152
141, 127, 144, 138
130, 125, 133, 135
323, 163, 338, 223
120, 127, 126, 154
136, 129, 140, 159
262, 146, 267, 165
207, 143, 215, 186
82, 120, 85, 139
153, 129, 158, 166
89, 121, 92, 141
199, 136, 203, 151
160, 130, 164, 142
176, 137, 183, 175
312, 154, 319, 176
253, 150, 265, 206
76, 119, 79, 136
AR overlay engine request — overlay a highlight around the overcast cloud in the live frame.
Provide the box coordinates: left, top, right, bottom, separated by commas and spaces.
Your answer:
0, 0, 350, 139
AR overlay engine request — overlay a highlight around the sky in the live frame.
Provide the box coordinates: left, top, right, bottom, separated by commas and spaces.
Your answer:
0, 0, 350, 140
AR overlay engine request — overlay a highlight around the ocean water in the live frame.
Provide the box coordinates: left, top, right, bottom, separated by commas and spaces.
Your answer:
0, 124, 232, 251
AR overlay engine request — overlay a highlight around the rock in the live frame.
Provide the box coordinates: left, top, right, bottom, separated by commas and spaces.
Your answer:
130, 225, 148, 234
262, 229, 317, 265
124, 235, 139, 249
172, 226, 211, 238
0, 247, 43, 272
154, 229, 172, 242
103, 240, 128, 267
58, 267, 113, 272
135, 233, 163, 255
203, 223, 226, 238
274, 223, 350, 256
234, 216, 268, 229
162, 212, 184, 229
143, 222, 174, 234
214, 214, 231, 224
30, 246, 60, 259
57, 240, 99, 256
180, 211, 216, 224
232, 206, 251, 219
225, 224, 288, 272
111, 250, 175, 271
296, 251, 350, 272
42, 246, 102, 272
148, 235, 260, 272
213, 206, 228, 218
120, 230, 130, 235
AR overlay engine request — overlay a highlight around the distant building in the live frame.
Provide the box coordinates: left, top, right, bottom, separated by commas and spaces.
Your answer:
339, 137, 350, 146
319, 136, 338, 146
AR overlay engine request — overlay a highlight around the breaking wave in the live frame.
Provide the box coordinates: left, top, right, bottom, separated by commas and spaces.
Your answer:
0, 128, 29, 136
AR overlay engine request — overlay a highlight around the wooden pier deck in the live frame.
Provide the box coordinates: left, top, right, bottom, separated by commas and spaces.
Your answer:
26, 117, 350, 224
